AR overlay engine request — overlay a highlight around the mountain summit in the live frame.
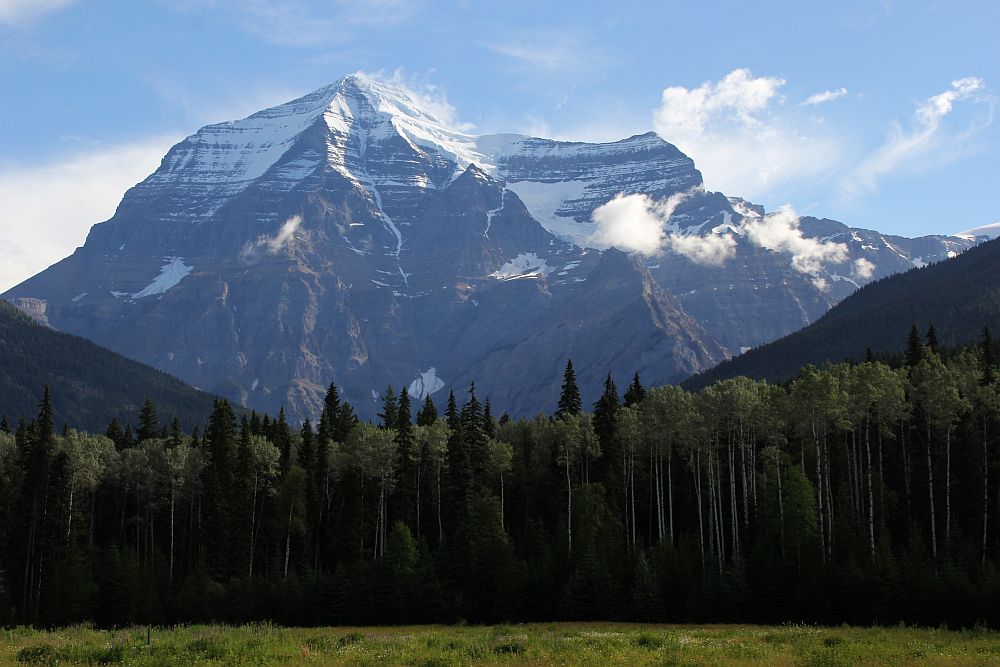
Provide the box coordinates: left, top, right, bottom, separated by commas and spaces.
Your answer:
3, 74, 977, 419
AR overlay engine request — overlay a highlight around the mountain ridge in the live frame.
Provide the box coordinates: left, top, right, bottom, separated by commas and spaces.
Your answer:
3, 73, 982, 419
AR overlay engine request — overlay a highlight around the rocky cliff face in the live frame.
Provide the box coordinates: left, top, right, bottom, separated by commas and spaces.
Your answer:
3, 74, 979, 419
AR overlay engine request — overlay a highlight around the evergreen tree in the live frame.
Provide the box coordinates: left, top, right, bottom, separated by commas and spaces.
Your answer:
380, 386, 398, 429
926, 324, 940, 354
483, 398, 496, 438
203, 399, 238, 579
624, 372, 646, 407
105, 418, 123, 448
983, 327, 996, 386
416, 395, 438, 426
122, 425, 135, 448
137, 399, 158, 442
0, 415, 8, 434
906, 324, 925, 367
170, 417, 182, 448
275, 408, 293, 475
557, 359, 583, 417
445, 390, 459, 430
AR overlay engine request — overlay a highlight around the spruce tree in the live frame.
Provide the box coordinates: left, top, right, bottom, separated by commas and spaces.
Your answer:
445, 390, 460, 430
275, 408, 293, 475
593, 372, 620, 449
983, 327, 996, 386
380, 386, 398, 429
417, 395, 438, 426
105, 418, 123, 448
906, 324, 925, 367
170, 417, 182, 448
0, 415, 8, 434
926, 325, 940, 355
557, 359, 582, 417
335, 402, 357, 443
319, 383, 341, 443
483, 398, 496, 438
203, 399, 238, 579
624, 372, 646, 407
137, 399, 158, 442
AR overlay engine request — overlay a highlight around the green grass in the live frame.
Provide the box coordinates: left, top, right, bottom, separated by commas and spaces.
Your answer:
3, 622, 1000, 665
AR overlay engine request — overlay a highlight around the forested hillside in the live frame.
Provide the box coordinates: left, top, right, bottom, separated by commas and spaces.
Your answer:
689, 236, 1000, 388
0, 300, 222, 432
3, 335, 1000, 629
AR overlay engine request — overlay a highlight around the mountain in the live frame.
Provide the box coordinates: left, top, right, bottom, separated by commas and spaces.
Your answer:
958, 221, 1000, 240
0, 300, 224, 432
2, 74, 978, 419
687, 237, 1000, 388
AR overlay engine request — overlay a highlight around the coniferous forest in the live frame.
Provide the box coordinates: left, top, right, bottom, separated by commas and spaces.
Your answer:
3, 328, 1000, 629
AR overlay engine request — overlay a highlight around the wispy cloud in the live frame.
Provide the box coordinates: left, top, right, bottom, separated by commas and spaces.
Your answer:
240, 215, 303, 260
652, 68, 844, 200
166, 0, 423, 47
0, 136, 178, 292
744, 205, 848, 276
802, 87, 848, 106
0, 0, 74, 26
841, 77, 993, 201
487, 30, 608, 74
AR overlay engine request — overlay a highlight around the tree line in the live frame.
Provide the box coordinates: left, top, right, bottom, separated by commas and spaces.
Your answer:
2, 326, 1000, 627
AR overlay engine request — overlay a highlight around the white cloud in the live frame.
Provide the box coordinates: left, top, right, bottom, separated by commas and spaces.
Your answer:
853, 257, 876, 280
743, 205, 848, 275
588, 192, 736, 265
589, 193, 670, 256
842, 77, 992, 201
240, 215, 303, 260
802, 88, 848, 106
166, 0, 421, 47
358, 68, 473, 131
665, 230, 738, 267
0, 136, 178, 293
486, 31, 608, 74
0, 0, 73, 25
653, 68, 843, 200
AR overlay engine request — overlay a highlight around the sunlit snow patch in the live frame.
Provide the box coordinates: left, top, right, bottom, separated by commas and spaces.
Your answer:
133, 257, 193, 298
408, 367, 445, 400
489, 253, 553, 280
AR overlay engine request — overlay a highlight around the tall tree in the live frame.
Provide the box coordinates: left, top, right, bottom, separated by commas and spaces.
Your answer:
137, 400, 158, 443
417, 395, 438, 427
557, 359, 582, 418
624, 372, 646, 407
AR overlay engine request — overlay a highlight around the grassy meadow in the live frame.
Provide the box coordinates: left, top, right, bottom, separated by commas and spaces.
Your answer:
3, 622, 1000, 666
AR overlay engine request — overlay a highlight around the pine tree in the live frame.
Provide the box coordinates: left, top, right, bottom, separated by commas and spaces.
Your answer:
593, 372, 620, 451
906, 324, 925, 367
203, 399, 238, 579
137, 399, 158, 442
335, 402, 357, 443
122, 424, 135, 449
105, 418, 123, 448
319, 383, 341, 443
170, 417, 182, 447
926, 325, 940, 355
395, 388, 417, 531
0, 415, 8, 434
380, 386, 398, 429
417, 395, 438, 426
557, 359, 582, 417
445, 390, 460, 430
624, 372, 646, 407
275, 408, 293, 475
483, 398, 496, 438
983, 327, 996, 386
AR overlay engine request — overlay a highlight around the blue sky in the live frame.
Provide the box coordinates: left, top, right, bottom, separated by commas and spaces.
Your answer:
1, 0, 997, 290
